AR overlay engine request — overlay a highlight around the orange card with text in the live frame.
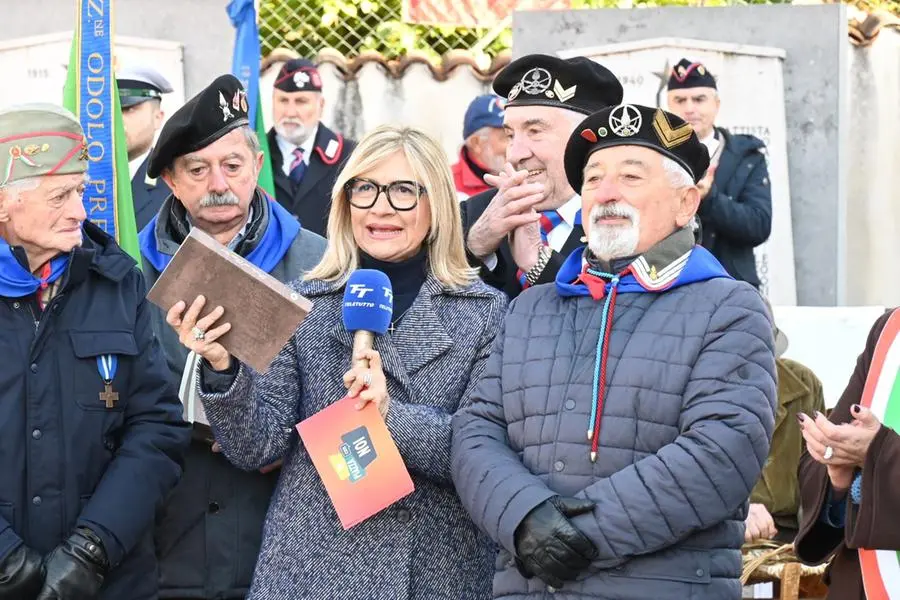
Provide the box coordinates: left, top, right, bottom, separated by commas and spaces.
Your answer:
296, 396, 415, 529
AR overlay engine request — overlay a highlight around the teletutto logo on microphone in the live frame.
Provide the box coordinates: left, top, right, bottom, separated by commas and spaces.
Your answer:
342, 269, 393, 333
345, 282, 392, 310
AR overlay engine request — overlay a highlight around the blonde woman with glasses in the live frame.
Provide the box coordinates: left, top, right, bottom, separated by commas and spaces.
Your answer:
165, 125, 507, 599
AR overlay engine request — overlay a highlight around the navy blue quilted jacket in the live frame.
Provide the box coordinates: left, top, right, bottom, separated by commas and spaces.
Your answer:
452, 255, 777, 599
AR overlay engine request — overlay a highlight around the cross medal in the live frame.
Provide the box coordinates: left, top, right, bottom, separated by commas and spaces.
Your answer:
99, 383, 119, 409
97, 355, 119, 409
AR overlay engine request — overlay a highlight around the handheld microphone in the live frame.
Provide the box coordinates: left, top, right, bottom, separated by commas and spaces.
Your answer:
342, 269, 393, 370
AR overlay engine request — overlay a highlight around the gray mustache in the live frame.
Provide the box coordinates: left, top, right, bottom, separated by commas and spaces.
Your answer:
592, 204, 636, 221
199, 191, 240, 207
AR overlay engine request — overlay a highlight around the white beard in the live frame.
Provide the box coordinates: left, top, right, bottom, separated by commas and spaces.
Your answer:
587, 203, 640, 261
275, 120, 312, 146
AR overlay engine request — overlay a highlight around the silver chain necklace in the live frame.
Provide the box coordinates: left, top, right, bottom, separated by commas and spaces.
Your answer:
388, 307, 413, 334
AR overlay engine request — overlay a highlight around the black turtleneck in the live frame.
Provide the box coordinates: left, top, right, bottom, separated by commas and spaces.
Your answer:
359, 247, 428, 326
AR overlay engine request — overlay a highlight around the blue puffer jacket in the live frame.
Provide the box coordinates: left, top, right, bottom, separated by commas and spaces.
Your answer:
453, 234, 777, 600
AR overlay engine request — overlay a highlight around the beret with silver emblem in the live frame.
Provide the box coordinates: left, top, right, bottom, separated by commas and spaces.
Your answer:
492, 54, 623, 116
0, 103, 87, 187
666, 58, 717, 91
116, 64, 174, 108
273, 58, 323, 93
147, 74, 249, 178
564, 103, 710, 191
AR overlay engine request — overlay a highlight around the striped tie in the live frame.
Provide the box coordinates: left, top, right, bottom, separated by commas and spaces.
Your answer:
289, 147, 306, 184
517, 209, 566, 290
517, 208, 584, 290
539, 210, 563, 245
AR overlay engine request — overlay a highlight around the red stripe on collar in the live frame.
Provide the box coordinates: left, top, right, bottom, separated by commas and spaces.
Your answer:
314, 133, 344, 165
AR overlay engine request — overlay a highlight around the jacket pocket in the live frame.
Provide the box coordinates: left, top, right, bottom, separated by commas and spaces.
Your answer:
69, 330, 139, 412
607, 547, 712, 584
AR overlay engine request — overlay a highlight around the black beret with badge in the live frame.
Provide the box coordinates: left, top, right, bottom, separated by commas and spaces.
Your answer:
147, 74, 249, 178
492, 54, 623, 116
666, 58, 717, 91
564, 103, 711, 191
273, 58, 323, 93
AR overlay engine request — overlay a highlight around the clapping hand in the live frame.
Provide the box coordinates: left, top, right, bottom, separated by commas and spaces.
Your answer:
467, 163, 543, 259
799, 404, 881, 492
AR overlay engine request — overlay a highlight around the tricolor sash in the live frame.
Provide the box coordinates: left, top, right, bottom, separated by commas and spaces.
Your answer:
858, 309, 900, 600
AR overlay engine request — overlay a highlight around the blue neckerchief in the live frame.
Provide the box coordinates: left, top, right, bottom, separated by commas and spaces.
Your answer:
0, 239, 69, 298
554, 244, 732, 460
555, 245, 731, 298
139, 195, 301, 273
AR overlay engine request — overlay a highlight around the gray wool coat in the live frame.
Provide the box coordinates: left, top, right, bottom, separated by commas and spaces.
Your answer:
198, 274, 508, 600
452, 270, 777, 600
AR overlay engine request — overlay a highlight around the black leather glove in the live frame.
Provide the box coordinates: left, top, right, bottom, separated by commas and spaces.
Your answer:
514, 496, 598, 589
0, 543, 43, 598
36, 527, 108, 600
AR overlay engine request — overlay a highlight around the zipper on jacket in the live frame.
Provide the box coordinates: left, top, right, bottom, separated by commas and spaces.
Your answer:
28, 302, 38, 331
31, 293, 64, 344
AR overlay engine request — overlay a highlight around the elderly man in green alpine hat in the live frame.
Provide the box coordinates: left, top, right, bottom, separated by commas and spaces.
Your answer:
0, 103, 189, 600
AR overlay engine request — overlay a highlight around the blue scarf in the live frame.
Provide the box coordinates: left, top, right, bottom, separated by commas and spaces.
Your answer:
0, 240, 69, 298
555, 245, 730, 298
554, 243, 731, 462
139, 195, 301, 273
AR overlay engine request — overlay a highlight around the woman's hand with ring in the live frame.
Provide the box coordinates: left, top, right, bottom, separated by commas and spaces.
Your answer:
342, 349, 389, 417
800, 407, 881, 469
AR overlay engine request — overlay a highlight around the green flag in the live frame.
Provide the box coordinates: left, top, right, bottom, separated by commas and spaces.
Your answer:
62, 0, 142, 268
255, 95, 276, 197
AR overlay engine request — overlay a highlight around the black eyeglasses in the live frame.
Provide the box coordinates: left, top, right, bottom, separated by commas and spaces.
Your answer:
344, 177, 426, 211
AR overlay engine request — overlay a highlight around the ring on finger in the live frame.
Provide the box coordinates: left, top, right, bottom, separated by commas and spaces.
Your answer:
363, 373, 372, 387
191, 326, 206, 342
823, 445, 834, 461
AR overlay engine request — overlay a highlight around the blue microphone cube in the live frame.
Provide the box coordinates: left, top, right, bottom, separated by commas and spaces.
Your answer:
342, 269, 393, 335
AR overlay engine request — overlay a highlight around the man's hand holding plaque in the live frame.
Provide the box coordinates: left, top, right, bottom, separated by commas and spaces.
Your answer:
147, 227, 313, 374
167, 295, 232, 371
